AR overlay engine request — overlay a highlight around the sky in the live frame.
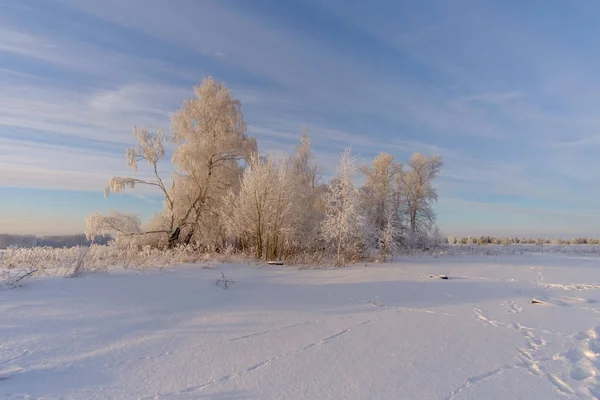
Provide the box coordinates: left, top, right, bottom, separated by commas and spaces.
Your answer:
1, 0, 600, 238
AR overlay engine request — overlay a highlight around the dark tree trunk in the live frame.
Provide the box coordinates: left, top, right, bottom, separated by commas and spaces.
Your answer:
183, 230, 194, 246
168, 227, 181, 248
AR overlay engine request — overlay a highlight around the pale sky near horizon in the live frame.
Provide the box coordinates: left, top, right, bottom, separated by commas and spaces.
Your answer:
1, 0, 600, 238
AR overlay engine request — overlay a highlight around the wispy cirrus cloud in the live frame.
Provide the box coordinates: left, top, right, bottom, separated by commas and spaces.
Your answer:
0, 80, 187, 144
0, 137, 167, 193
1, 0, 600, 235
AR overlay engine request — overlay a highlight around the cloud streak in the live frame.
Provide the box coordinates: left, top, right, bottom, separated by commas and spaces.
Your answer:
1, 0, 600, 235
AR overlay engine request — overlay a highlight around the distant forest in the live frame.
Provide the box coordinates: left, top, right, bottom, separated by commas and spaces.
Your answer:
0, 234, 112, 249
2, 233, 599, 250
447, 236, 600, 245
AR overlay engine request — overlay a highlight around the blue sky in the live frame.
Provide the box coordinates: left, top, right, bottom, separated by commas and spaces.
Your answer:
1, 0, 600, 237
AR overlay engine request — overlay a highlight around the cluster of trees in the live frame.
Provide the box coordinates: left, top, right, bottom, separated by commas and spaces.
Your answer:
447, 236, 600, 246
86, 78, 443, 265
564, 238, 600, 245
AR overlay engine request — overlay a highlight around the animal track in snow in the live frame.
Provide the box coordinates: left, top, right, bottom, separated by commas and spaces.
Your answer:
472, 307, 503, 328
544, 283, 600, 291
145, 318, 376, 399
228, 321, 313, 342
472, 307, 536, 333
443, 364, 516, 400
470, 304, 599, 395
553, 325, 600, 399
469, 306, 585, 396
506, 300, 523, 314
531, 296, 599, 312
473, 307, 553, 360
530, 266, 545, 286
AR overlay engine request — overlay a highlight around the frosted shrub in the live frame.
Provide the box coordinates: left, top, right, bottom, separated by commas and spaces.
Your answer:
0, 243, 238, 280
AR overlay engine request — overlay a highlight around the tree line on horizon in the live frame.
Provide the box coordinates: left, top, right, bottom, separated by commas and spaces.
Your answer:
3, 233, 597, 252
447, 236, 600, 245
85, 77, 443, 265
0, 234, 112, 250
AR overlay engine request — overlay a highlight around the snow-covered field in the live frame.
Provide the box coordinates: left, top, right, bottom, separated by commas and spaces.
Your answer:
1, 254, 599, 399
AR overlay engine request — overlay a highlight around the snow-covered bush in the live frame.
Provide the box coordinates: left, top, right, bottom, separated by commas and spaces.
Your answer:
0, 243, 237, 279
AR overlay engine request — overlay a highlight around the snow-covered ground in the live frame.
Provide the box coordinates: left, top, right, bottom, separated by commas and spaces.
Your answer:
1, 254, 599, 399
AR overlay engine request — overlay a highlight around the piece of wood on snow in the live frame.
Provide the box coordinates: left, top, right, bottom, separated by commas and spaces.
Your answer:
430, 274, 449, 280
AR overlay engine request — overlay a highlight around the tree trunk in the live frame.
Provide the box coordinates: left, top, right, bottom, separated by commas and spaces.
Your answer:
255, 234, 262, 260
182, 230, 194, 246
380, 241, 387, 263
265, 236, 270, 261
168, 227, 181, 248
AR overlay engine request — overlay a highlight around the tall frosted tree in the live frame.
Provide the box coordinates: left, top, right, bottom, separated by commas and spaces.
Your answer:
91, 77, 256, 248
288, 132, 322, 249
360, 152, 403, 260
321, 149, 364, 266
168, 76, 256, 246
223, 153, 277, 259
400, 153, 443, 242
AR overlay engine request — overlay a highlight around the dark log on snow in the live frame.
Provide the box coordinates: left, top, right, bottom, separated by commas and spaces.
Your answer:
267, 261, 284, 266
430, 275, 449, 280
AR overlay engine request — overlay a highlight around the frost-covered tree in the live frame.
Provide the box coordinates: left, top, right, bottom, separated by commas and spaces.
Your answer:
223, 153, 277, 259
321, 149, 364, 266
360, 153, 402, 227
93, 77, 256, 248
168, 77, 256, 246
376, 201, 403, 261
223, 134, 321, 260
360, 153, 403, 260
288, 132, 323, 250
400, 153, 443, 240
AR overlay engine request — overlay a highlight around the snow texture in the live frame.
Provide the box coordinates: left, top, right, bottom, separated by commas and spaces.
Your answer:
1, 253, 600, 399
